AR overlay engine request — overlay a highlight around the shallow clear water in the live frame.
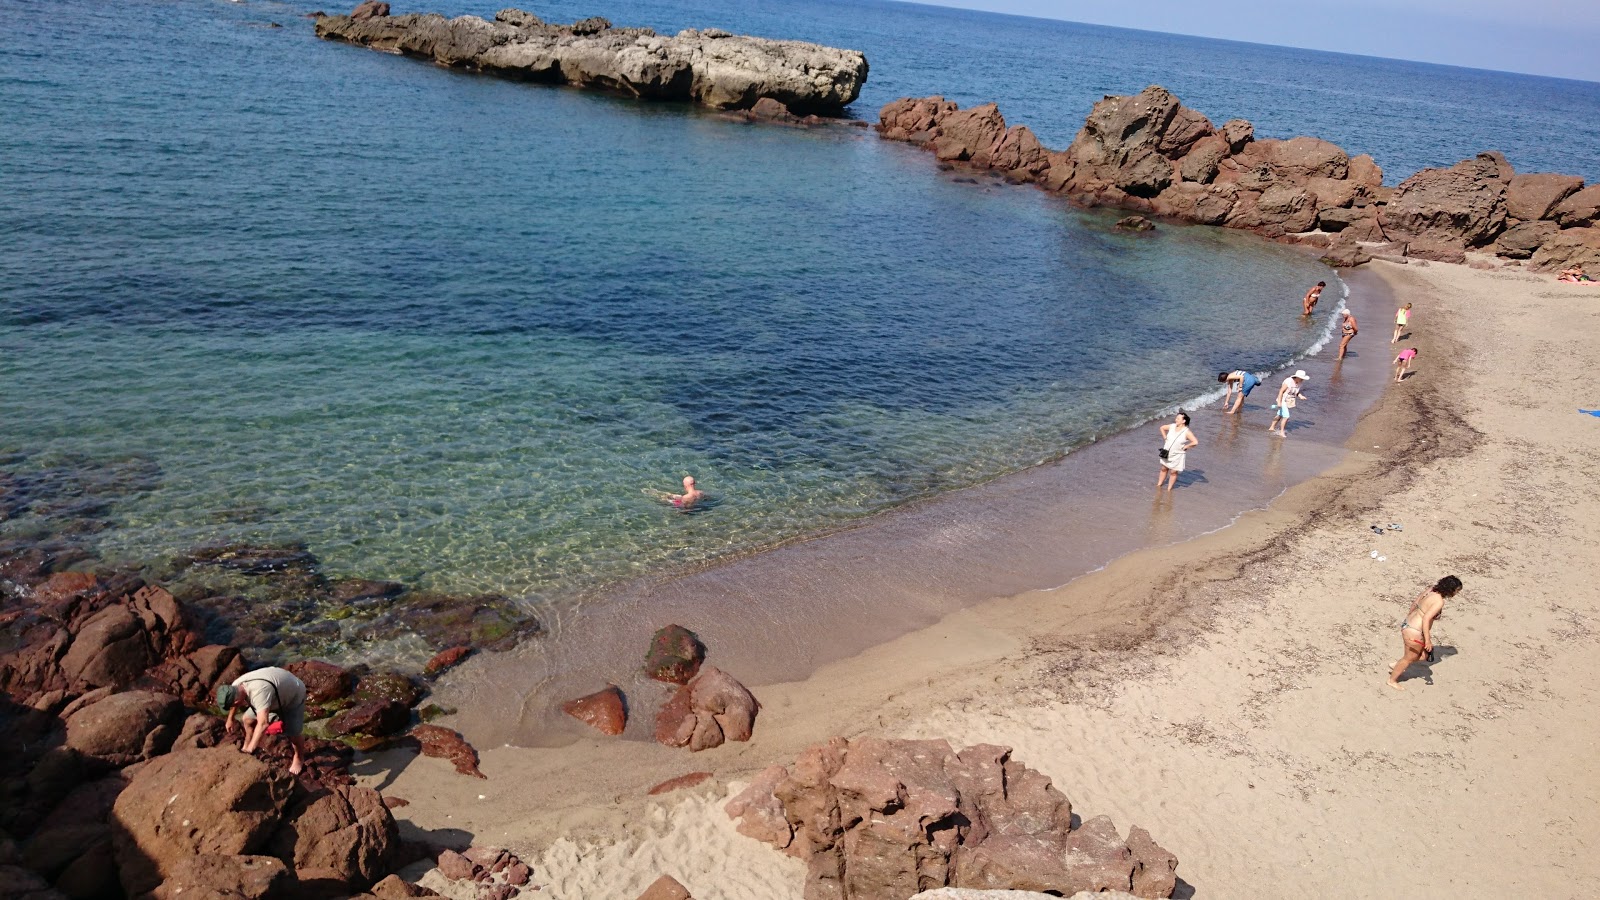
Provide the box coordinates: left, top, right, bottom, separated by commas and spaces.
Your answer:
2, 0, 1596, 648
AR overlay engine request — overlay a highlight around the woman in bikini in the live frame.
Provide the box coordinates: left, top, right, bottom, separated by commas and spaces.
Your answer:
1387, 575, 1462, 690
1302, 281, 1325, 316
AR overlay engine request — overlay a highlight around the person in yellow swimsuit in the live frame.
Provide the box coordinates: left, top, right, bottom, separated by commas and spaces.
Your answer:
1391, 302, 1412, 344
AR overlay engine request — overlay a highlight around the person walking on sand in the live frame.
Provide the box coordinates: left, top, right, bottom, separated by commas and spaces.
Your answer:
1302, 281, 1326, 316
218, 666, 308, 775
1156, 411, 1198, 491
1218, 370, 1261, 414
1392, 302, 1412, 343
1337, 310, 1358, 360
1268, 370, 1310, 436
1388, 575, 1463, 690
1393, 347, 1418, 382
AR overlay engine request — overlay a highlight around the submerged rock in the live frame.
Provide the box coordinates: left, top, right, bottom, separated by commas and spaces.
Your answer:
315, 6, 869, 114
643, 623, 704, 685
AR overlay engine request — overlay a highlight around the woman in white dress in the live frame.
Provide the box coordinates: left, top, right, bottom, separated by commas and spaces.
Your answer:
1156, 411, 1198, 492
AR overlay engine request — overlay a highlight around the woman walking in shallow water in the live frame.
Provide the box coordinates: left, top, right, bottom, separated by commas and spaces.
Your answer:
1388, 575, 1463, 690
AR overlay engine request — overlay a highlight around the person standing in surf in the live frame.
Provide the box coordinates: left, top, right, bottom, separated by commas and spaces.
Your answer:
1156, 411, 1198, 491
1302, 282, 1325, 316
1268, 370, 1310, 436
1337, 310, 1358, 360
1218, 370, 1261, 414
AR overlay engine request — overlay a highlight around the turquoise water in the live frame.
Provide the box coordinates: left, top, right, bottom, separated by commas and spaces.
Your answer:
3, 0, 1596, 657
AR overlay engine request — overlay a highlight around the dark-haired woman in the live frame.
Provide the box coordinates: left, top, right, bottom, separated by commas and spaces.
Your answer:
1387, 575, 1463, 690
1156, 411, 1198, 492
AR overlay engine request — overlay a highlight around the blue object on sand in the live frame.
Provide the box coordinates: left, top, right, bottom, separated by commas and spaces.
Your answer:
1583, 410, 1600, 418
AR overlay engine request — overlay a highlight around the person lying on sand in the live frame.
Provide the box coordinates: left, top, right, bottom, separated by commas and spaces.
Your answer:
1388, 576, 1462, 690
1268, 370, 1310, 436
648, 475, 705, 509
1393, 347, 1418, 383
1392, 302, 1412, 343
1558, 264, 1594, 283
1218, 370, 1261, 414
1303, 281, 1326, 316
218, 666, 308, 775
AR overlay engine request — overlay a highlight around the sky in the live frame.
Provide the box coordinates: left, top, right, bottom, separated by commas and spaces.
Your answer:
914, 0, 1600, 83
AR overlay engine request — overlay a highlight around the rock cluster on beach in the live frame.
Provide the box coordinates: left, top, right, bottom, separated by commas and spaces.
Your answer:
314, 5, 870, 114
0, 566, 496, 899
726, 737, 1178, 899
879, 86, 1600, 271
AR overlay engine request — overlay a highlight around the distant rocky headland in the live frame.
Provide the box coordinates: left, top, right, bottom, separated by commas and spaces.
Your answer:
879, 86, 1600, 272
314, 3, 870, 114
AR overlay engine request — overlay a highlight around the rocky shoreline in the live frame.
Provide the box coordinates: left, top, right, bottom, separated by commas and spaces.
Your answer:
313, 4, 869, 115
878, 86, 1600, 272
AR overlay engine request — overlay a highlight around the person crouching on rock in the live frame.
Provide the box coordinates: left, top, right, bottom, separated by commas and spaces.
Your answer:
217, 666, 308, 775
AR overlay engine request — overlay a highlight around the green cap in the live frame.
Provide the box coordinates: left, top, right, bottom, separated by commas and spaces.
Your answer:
215, 683, 237, 710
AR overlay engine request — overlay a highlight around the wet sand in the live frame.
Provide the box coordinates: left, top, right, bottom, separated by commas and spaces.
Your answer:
363, 259, 1600, 898
434, 268, 1397, 748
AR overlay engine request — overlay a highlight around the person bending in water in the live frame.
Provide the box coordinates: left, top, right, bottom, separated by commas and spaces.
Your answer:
666, 475, 705, 509
1393, 347, 1418, 382
1218, 370, 1261, 414
1268, 370, 1310, 436
1388, 575, 1463, 690
1337, 310, 1358, 360
1392, 302, 1412, 344
1302, 281, 1326, 316
1156, 411, 1198, 492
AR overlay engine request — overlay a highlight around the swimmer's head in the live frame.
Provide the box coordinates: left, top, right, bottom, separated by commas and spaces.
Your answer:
683, 476, 696, 490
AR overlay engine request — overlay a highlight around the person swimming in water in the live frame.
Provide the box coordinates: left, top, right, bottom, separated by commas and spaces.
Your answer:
662, 476, 705, 509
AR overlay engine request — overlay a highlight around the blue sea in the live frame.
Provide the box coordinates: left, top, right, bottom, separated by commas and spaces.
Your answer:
2, 0, 1597, 669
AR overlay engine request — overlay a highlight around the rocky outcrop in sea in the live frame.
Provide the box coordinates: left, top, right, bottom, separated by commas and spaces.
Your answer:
879, 86, 1600, 271
315, 5, 870, 114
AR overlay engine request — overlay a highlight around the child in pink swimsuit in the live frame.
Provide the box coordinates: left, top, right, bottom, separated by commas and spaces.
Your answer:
1393, 347, 1417, 383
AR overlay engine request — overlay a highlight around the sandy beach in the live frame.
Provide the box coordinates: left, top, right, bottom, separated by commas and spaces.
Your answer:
365, 260, 1600, 899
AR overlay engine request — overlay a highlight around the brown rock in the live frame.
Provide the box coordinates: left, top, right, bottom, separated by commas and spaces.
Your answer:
1529, 226, 1600, 272
1220, 118, 1253, 152
648, 772, 713, 795
1381, 152, 1512, 255
1268, 136, 1349, 180
1505, 172, 1584, 221
1061, 85, 1198, 199
877, 96, 957, 143
436, 849, 480, 881
30, 571, 99, 607
370, 873, 446, 898
724, 765, 792, 849
932, 103, 1007, 167
409, 724, 485, 778
110, 747, 295, 897
1494, 220, 1560, 258
64, 689, 184, 767
747, 97, 798, 123
424, 646, 472, 676
136, 643, 246, 708
561, 684, 627, 736
350, 0, 390, 20
271, 783, 398, 889
287, 659, 356, 704
1320, 234, 1373, 268
1553, 183, 1600, 228
354, 673, 422, 709
988, 125, 1050, 180
150, 854, 288, 900
654, 683, 694, 746
637, 874, 693, 900
668, 665, 759, 752
329, 698, 412, 738
643, 624, 704, 685
1114, 215, 1155, 232
1178, 134, 1228, 184
505, 861, 532, 885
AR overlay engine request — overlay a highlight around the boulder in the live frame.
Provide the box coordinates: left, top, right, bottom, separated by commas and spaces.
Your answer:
878, 96, 958, 143
64, 689, 184, 767
110, 748, 295, 897
932, 103, 1007, 167
57, 585, 195, 692
658, 665, 758, 752
270, 783, 398, 889
561, 685, 627, 736
329, 698, 412, 738
1061, 85, 1198, 197
1529, 226, 1600, 273
173, 711, 229, 750
1220, 118, 1253, 152
1553, 184, 1600, 228
1178, 134, 1229, 184
1317, 206, 1386, 242
1494, 220, 1561, 259
408, 724, 485, 778
23, 774, 129, 896
287, 659, 356, 705
370, 874, 446, 898
1506, 173, 1584, 221
723, 766, 792, 849
150, 854, 288, 900
354, 673, 422, 709
1268, 136, 1349, 180
1319, 235, 1373, 268
988, 125, 1050, 180
637, 874, 693, 900
350, 0, 389, 21
1114, 216, 1155, 232
436, 849, 479, 881
1381, 152, 1512, 254
135, 644, 245, 708
727, 738, 1177, 898
643, 624, 704, 685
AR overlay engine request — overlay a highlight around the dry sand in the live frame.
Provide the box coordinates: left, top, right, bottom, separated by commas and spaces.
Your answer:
362, 261, 1600, 899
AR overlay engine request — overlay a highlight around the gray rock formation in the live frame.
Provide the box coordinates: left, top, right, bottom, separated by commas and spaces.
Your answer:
314, 6, 868, 114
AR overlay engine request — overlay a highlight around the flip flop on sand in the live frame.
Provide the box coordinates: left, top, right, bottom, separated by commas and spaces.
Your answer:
1387, 523, 1403, 531
1370, 525, 1386, 535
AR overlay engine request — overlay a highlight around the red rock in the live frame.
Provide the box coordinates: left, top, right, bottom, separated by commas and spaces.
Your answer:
436, 849, 479, 881
1495, 220, 1560, 258
329, 698, 412, 738
1505, 172, 1584, 221
1554, 183, 1600, 228
110, 747, 295, 897
150, 854, 288, 900
370, 873, 445, 898
287, 659, 356, 704
1382, 152, 1513, 255
409, 724, 485, 779
354, 673, 422, 708
505, 861, 532, 885
1128, 824, 1179, 898
659, 666, 759, 752
561, 685, 627, 736
647, 772, 713, 795
424, 646, 472, 676
350, 0, 390, 20
30, 571, 99, 606
270, 782, 399, 889
1320, 235, 1373, 268
877, 96, 957, 142
723, 766, 792, 849
1529, 225, 1600, 273
654, 684, 694, 746
637, 874, 693, 900
463, 846, 511, 870
1268, 136, 1349, 180
137, 643, 246, 708
932, 103, 1007, 167
988, 125, 1050, 181
383, 796, 410, 809
643, 625, 704, 685
64, 689, 184, 767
